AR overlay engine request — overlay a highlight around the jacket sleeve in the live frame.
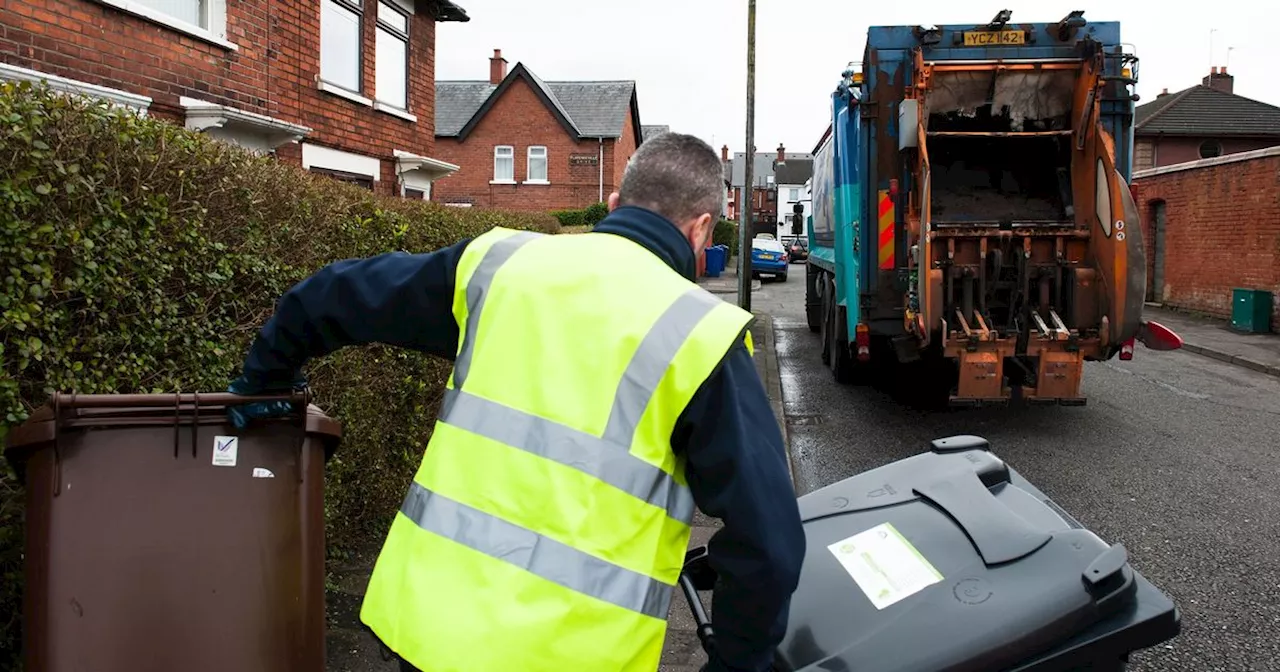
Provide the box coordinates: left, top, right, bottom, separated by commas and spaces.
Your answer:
672, 335, 807, 672
238, 238, 471, 388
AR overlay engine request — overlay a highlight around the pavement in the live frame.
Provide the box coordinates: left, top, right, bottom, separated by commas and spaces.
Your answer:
699, 255, 762, 295
764, 263, 1280, 672
1143, 304, 1280, 378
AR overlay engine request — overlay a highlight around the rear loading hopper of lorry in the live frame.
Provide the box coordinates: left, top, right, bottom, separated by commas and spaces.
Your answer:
808, 14, 1181, 406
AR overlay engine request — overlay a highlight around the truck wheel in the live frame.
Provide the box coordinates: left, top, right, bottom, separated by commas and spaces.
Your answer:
825, 275, 855, 384
805, 265, 822, 333
819, 277, 832, 365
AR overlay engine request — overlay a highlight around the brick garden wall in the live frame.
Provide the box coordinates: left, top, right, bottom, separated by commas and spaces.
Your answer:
1132, 148, 1280, 329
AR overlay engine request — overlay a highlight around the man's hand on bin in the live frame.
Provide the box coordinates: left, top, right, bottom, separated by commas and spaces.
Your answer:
225, 374, 308, 429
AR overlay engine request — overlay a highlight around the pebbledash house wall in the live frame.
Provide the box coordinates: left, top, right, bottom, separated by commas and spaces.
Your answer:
1131, 146, 1280, 329
431, 77, 637, 210
0, 0, 456, 195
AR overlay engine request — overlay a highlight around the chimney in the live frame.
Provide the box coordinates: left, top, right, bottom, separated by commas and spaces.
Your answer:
489, 49, 508, 85
1157, 88, 1169, 98
722, 145, 729, 162
777, 143, 786, 164
1202, 66, 1234, 94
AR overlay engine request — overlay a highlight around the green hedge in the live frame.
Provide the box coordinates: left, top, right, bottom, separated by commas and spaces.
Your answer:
714, 219, 739, 256
550, 201, 609, 229
0, 81, 559, 668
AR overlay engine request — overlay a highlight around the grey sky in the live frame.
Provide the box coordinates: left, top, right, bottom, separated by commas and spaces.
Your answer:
435, 1, 1280, 154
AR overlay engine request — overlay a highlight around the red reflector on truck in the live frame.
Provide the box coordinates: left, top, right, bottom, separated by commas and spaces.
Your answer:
856, 323, 871, 362
1119, 338, 1134, 361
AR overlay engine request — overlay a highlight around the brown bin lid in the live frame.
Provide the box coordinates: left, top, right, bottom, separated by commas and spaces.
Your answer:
4, 392, 342, 475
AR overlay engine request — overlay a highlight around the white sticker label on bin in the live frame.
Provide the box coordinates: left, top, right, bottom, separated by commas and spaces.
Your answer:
212, 436, 238, 467
827, 522, 943, 610
252, 467, 275, 478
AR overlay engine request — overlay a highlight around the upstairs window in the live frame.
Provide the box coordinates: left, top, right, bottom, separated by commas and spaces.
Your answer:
494, 146, 514, 182
375, 1, 409, 110
134, 0, 203, 26
321, 0, 363, 93
527, 146, 548, 182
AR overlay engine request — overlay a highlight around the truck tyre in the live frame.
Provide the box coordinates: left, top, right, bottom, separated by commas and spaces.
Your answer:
805, 264, 822, 332
819, 275, 832, 365
824, 275, 855, 384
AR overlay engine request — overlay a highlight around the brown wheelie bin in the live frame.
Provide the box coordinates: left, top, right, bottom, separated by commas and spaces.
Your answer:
3, 392, 342, 672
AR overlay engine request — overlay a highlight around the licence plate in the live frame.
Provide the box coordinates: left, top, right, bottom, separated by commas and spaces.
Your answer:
962, 29, 1026, 46
760, 254, 775, 260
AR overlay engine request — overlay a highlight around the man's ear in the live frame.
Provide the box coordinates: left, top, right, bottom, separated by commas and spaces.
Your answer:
607, 192, 620, 212
695, 213, 715, 243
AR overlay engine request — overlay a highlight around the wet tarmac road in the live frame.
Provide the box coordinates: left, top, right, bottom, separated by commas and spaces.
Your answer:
754, 268, 1280, 672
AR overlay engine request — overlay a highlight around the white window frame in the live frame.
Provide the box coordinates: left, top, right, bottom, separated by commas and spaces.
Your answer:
374, 0, 410, 113
525, 146, 549, 184
302, 143, 381, 183
320, 0, 364, 95
492, 145, 515, 184
91, 0, 236, 50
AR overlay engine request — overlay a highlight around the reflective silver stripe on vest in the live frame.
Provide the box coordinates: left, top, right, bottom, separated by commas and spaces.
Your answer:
400, 481, 674, 619
440, 387, 696, 524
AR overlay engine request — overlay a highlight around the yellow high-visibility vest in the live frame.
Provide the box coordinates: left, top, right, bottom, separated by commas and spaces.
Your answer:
360, 226, 754, 671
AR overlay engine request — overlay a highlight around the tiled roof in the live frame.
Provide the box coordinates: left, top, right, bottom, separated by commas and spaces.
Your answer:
435, 82, 495, 137
1136, 86, 1280, 137
774, 159, 814, 185
729, 152, 814, 187
435, 64, 639, 140
641, 125, 670, 142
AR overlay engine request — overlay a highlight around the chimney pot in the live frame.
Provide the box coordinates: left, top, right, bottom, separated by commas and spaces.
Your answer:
721, 145, 729, 162
777, 143, 786, 163
489, 49, 508, 85
1211, 66, 1218, 75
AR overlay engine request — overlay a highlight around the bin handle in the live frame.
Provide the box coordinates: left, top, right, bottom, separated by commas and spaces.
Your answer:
51, 391, 313, 408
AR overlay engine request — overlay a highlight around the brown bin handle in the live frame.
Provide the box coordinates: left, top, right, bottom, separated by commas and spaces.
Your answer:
51, 391, 314, 408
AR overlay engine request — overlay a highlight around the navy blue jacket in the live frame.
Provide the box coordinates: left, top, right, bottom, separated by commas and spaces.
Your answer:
239, 205, 806, 671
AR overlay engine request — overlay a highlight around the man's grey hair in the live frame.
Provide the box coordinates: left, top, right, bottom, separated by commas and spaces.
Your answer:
618, 133, 725, 225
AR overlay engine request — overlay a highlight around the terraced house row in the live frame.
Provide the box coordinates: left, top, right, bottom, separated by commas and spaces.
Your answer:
0, 0, 665, 210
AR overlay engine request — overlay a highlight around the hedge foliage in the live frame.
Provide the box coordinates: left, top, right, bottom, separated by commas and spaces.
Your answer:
714, 218, 740, 256
0, 81, 559, 668
550, 201, 608, 229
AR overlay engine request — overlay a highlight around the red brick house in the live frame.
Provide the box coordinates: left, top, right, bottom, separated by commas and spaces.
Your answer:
0, 0, 468, 198
1135, 67, 1280, 170
431, 50, 646, 211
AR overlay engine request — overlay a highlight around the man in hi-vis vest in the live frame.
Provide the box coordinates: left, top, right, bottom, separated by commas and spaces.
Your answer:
228, 133, 805, 672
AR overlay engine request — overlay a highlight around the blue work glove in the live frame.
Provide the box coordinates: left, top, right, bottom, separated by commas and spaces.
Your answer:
225, 374, 308, 430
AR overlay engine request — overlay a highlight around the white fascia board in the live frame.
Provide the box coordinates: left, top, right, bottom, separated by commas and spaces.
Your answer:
0, 62, 151, 114
180, 96, 312, 150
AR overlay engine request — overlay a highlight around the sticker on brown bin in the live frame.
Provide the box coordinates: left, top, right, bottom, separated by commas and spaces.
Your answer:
212, 435, 238, 467
253, 468, 276, 478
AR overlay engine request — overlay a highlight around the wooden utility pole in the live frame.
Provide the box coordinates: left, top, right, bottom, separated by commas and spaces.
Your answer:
738, 0, 756, 311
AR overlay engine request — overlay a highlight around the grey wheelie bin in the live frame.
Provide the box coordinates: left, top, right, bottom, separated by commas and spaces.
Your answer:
680, 434, 1181, 671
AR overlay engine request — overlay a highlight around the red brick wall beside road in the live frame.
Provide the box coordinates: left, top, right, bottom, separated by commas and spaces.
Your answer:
0, 0, 440, 194
1132, 151, 1280, 329
431, 77, 624, 210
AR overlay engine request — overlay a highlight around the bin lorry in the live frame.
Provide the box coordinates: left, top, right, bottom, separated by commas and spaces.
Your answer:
800, 10, 1182, 406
